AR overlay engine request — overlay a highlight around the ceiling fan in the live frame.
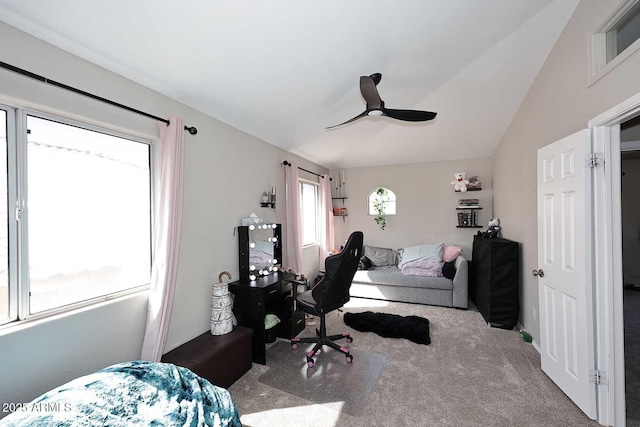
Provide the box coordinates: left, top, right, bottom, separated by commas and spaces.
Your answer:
326, 73, 437, 129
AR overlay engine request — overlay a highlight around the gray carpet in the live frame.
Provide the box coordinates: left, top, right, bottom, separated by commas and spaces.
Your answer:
229, 298, 600, 427
258, 341, 387, 416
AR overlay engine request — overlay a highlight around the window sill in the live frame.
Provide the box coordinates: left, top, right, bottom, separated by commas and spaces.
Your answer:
0, 286, 149, 337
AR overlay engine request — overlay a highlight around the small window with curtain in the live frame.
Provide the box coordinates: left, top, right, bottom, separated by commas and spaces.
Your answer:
299, 180, 319, 246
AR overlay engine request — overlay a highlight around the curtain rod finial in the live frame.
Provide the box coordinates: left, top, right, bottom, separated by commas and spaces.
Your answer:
185, 126, 197, 135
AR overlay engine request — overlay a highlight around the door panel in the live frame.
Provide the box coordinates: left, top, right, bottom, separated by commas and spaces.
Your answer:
537, 129, 596, 419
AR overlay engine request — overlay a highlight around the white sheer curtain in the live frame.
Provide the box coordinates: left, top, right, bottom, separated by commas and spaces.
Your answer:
284, 161, 303, 274
141, 116, 185, 362
318, 175, 335, 266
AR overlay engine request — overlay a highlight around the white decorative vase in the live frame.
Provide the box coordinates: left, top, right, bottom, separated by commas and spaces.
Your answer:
211, 282, 234, 335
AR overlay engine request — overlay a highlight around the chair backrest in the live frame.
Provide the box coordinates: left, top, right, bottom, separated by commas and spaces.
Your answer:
311, 231, 364, 313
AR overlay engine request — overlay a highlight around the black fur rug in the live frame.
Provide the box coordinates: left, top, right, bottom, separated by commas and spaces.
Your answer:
344, 311, 431, 345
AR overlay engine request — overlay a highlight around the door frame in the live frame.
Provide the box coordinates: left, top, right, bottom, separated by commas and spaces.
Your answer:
588, 91, 640, 426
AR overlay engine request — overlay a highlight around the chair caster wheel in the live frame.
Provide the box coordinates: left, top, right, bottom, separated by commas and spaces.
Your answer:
346, 336, 353, 343
346, 353, 353, 363
292, 343, 297, 350
307, 357, 315, 368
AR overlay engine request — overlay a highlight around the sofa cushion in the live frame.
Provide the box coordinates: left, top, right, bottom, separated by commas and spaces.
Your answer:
442, 261, 456, 280
353, 267, 453, 290
442, 245, 462, 262
397, 243, 444, 269
364, 246, 398, 267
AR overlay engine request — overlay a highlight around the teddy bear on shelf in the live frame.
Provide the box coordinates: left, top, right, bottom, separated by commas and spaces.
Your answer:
485, 218, 501, 238
451, 172, 469, 192
468, 175, 481, 190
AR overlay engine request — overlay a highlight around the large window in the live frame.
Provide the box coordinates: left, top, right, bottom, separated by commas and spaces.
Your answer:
299, 180, 318, 246
0, 110, 8, 323
0, 107, 151, 325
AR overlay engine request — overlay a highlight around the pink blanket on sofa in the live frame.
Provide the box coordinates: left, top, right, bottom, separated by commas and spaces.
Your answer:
400, 259, 444, 277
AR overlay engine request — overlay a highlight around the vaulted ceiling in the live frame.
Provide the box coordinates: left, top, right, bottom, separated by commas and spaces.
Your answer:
0, 0, 579, 168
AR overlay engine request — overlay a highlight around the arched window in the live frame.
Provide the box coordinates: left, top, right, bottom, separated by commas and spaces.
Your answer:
368, 187, 396, 216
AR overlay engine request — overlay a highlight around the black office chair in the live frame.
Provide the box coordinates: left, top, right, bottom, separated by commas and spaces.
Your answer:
291, 231, 364, 367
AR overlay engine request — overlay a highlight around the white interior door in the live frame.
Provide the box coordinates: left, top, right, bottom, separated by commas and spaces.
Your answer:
537, 129, 597, 419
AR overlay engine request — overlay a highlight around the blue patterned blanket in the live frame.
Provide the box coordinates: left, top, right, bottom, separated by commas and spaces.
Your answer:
0, 360, 241, 426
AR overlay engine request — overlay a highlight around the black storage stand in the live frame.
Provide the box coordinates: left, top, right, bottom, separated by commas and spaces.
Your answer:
229, 272, 305, 364
471, 234, 519, 329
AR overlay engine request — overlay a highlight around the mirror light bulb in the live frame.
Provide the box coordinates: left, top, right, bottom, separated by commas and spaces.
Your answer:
249, 224, 255, 230
271, 224, 277, 228
272, 259, 278, 264
249, 242, 256, 248
249, 265, 256, 271
249, 274, 256, 281
273, 266, 279, 272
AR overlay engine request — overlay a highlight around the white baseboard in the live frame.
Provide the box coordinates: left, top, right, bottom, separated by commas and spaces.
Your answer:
517, 322, 540, 354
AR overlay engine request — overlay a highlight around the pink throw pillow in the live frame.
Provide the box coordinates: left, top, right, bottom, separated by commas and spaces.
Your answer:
442, 245, 462, 262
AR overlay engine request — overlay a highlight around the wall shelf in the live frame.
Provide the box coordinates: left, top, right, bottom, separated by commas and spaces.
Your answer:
332, 197, 347, 222
456, 205, 481, 227
455, 188, 482, 192
333, 213, 348, 223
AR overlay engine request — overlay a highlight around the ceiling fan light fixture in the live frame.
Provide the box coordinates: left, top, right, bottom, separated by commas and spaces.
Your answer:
325, 73, 437, 129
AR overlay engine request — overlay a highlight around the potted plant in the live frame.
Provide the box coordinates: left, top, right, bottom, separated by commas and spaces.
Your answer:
373, 187, 389, 230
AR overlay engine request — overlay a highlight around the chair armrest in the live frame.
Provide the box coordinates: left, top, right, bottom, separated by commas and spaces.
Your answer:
452, 255, 469, 309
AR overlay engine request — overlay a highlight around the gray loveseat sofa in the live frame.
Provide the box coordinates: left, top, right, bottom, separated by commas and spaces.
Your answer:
349, 245, 469, 309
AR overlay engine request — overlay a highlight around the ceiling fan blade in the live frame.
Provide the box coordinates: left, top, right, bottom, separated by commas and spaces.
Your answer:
382, 108, 437, 122
325, 111, 368, 129
360, 76, 382, 109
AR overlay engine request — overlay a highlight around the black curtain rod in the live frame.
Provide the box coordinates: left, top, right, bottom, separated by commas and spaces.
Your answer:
282, 160, 331, 180
0, 61, 197, 135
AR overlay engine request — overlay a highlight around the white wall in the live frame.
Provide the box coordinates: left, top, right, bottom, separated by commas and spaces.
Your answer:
492, 0, 640, 341
331, 158, 492, 257
0, 21, 325, 409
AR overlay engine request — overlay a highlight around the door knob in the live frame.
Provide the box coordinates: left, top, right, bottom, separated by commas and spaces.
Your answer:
532, 269, 544, 278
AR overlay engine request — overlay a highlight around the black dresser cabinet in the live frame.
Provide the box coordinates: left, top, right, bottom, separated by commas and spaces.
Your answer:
471, 235, 519, 329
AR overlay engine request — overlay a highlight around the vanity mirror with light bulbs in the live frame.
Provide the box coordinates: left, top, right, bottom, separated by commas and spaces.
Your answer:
238, 223, 282, 281
232, 223, 304, 364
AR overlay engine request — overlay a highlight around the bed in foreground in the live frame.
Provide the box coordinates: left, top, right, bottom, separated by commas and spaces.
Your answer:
0, 360, 241, 426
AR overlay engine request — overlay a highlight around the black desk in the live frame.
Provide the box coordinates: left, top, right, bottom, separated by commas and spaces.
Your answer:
229, 272, 305, 364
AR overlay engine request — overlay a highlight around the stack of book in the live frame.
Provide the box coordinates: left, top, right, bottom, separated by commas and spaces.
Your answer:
457, 199, 480, 227
458, 198, 479, 208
